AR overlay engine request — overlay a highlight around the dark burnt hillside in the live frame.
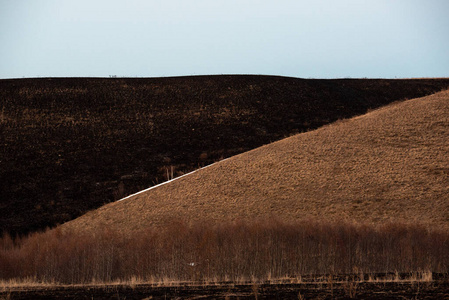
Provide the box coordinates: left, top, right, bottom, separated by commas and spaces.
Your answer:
1, 75, 449, 234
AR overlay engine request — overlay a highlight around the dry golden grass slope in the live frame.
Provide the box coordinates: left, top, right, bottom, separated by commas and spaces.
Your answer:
64, 90, 449, 233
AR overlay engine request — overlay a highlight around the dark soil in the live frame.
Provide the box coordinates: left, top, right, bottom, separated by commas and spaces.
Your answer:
2, 280, 449, 299
1, 75, 449, 235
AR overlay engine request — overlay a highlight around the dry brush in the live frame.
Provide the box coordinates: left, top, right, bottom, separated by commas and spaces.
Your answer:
1, 219, 448, 284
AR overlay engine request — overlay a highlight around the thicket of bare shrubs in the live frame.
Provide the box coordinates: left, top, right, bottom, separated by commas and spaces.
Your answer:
1, 220, 448, 284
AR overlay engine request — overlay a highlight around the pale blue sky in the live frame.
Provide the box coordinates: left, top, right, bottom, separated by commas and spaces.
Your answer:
1, 0, 448, 79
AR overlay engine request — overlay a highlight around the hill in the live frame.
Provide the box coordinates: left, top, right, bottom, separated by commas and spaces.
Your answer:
63, 89, 449, 233
1, 75, 449, 234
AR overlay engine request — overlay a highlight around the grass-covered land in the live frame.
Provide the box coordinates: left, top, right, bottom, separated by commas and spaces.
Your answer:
1, 77, 449, 299
1, 75, 449, 235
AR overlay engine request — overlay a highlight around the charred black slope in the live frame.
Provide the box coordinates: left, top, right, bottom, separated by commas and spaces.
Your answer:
1, 75, 449, 234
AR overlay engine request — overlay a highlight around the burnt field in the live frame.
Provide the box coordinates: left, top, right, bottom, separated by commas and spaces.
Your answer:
2, 275, 449, 299
1, 75, 449, 235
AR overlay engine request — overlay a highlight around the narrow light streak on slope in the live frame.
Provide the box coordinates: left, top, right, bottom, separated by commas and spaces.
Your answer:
116, 157, 231, 202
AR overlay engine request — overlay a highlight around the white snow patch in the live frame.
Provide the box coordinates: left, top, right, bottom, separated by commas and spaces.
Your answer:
116, 157, 230, 202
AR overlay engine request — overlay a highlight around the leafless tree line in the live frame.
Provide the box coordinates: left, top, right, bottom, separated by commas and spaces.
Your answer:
1, 219, 448, 284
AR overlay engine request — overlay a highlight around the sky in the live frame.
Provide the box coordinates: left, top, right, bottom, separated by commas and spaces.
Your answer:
1, 0, 448, 79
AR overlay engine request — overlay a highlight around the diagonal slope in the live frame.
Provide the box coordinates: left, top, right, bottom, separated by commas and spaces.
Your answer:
64, 90, 449, 233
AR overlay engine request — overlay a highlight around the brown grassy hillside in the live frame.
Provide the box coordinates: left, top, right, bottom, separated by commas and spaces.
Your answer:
64, 90, 449, 233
